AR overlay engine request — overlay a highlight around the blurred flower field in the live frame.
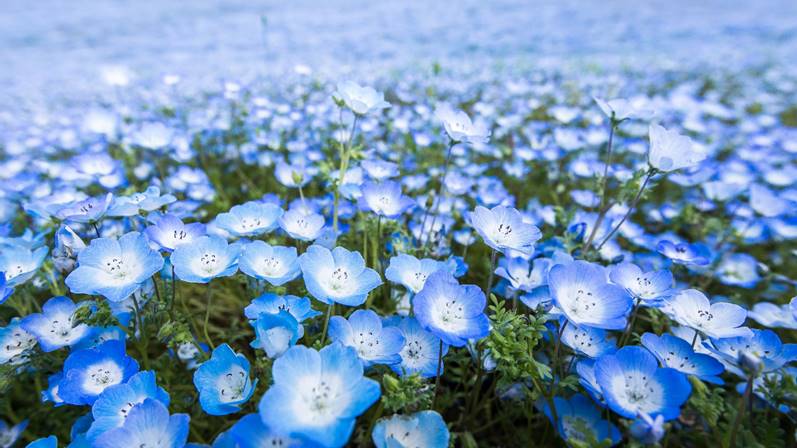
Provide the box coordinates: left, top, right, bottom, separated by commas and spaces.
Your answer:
2, 1, 797, 447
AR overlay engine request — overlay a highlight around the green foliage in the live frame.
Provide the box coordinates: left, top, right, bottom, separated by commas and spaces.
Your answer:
381, 373, 432, 414
484, 295, 550, 390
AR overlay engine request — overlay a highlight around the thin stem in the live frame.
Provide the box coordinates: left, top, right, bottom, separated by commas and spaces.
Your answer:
320, 302, 334, 346
691, 330, 700, 349
421, 140, 456, 253
170, 265, 176, 310
727, 375, 755, 448
582, 120, 617, 251
203, 283, 215, 349
131, 294, 150, 369
553, 320, 568, 378
596, 169, 656, 251
332, 114, 359, 234
92, 222, 101, 238
485, 248, 498, 296
431, 339, 444, 410
619, 299, 641, 346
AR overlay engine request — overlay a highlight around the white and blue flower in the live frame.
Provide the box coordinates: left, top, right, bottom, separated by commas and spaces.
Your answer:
239, 241, 300, 285
93, 399, 189, 448
372, 410, 449, 448
413, 271, 489, 347
21, 296, 89, 352
595, 346, 691, 421
215, 201, 283, 238
65, 232, 164, 302
58, 340, 140, 405
548, 260, 632, 330
193, 343, 257, 416
171, 235, 240, 283
298, 245, 381, 307
258, 343, 380, 448
329, 310, 405, 367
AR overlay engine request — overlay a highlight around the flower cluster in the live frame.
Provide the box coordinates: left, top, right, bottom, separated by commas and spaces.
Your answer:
1, 64, 797, 448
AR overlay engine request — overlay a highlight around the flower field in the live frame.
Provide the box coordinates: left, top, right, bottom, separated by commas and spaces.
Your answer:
2, 1, 797, 447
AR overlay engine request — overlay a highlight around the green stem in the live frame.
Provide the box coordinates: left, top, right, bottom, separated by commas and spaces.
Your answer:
320, 302, 334, 346
421, 140, 455, 253
431, 340, 444, 409
582, 119, 617, 252
595, 168, 656, 251
131, 294, 150, 369
203, 283, 215, 349
332, 114, 359, 234
727, 375, 755, 448
485, 248, 498, 296
619, 299, 641, 346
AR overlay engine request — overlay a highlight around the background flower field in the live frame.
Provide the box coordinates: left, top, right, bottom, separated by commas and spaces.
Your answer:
2, 1, 797, 447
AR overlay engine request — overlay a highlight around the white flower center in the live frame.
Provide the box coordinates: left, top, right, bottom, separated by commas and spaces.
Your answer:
83, 360, 123, 395
217, 366, 247, 403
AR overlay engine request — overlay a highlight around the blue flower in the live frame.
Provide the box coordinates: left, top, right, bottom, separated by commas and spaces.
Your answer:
468, 205, 541, 255
226, 414, 300, 448
239, 241, 300, 285
750, 183, 790, 218
25, 436, 57, 448
334, 81, 390, 116
0, 272, 14, 304
384, 253, 446, 294
561, 321, 617, 358
641, 333, 724, 384
372, 410, 449, 448
609, 262, 673, 305
647, 123, 704, 172
656, 240, 710, 266
258, 343, 380, 448
358, 181, 415, 218
0, 318, 36, 365
748, 302, 797, 329
495, 256, 551, 294
72, 326, 126, 351
55, 193, 113, 224
361, 159, 399, 180
42, 372, 65, 406
193, 343, 257, 416
171, 235, 240, 283
215, 201, 283, 237
541, 395, 621, 446
279, 208, 326, 241
715, 253, 761, 288
298, 245, 381, 306
548, 260, 632, 330
665, 289, 751, 339
413, 271, 490, 347
629, 413, 666, 445
595, 346, 691, 420
21, 296, 89, 352
107, 186, 176, 217
244, 293, 320, 335
94, 399, 189, 448
144, 213, 206, 252
86, 371, 170, 442
0, 245, 48, 287
709, 329, 797, 376
65, 232, 164, 302
385, 317, 448, 378
0, 419, 27, 448
58, 340, 140, 405
250, 311, 301, 358
576, 360, 604, 405
52, 225, 87, 273
329, 310, 405, 367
